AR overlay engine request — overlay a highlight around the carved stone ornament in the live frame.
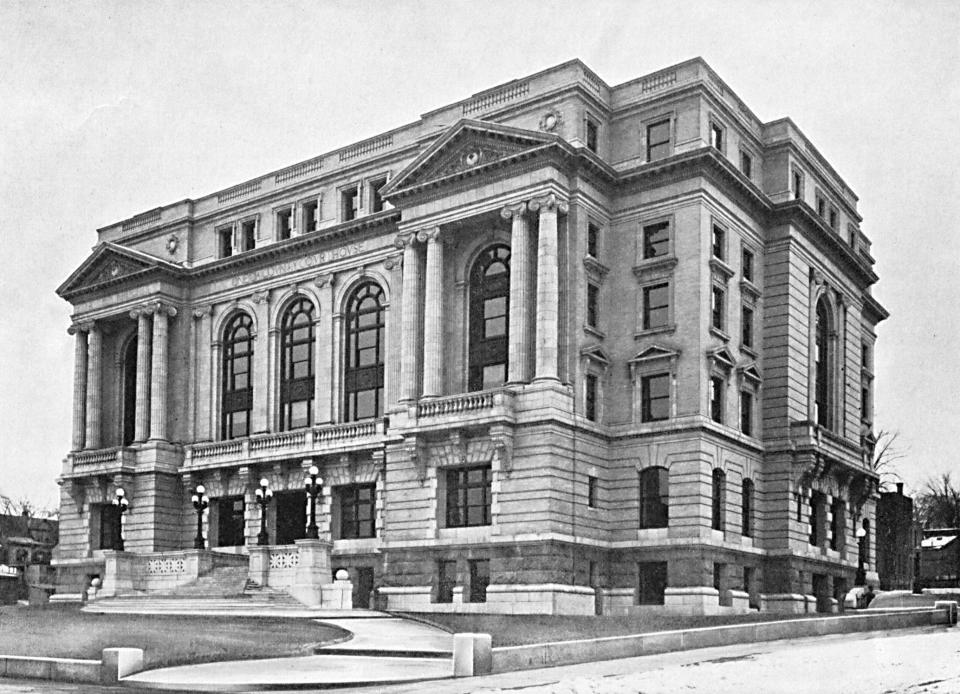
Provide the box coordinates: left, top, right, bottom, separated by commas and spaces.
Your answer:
403, 436, 428, 485
490, 426, 514, 477
166, 234, 179, 255
538, 110, 563, 132
92, 258, 139, 285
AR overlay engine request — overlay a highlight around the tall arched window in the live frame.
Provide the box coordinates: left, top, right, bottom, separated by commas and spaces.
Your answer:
639, 466, 669, 529
815, 297, 832, 429
222, 313, 254, 440
712, 468, 726, 531
121, 336, 137, 446
468, 244, 510, 391
343, 282, 385, 421
742, 478, 755, 537
280, 297, 315, 430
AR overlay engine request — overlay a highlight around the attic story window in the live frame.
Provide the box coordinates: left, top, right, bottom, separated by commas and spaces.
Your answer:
276, 208, 293, 240
585, 116, 599, 153
218, 226, 233, 258
240, 220, 256, 252
302, 200, 319, 233
341, 186, 359, 222
369, 177, 388, 213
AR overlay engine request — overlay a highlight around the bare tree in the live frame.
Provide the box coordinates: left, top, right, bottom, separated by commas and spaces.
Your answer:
915, 473, 960, 529
870, 429, 906, 491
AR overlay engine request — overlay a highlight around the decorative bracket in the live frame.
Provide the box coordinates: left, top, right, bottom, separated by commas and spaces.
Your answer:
490, 426, 514, 477
403, 436, 429, 485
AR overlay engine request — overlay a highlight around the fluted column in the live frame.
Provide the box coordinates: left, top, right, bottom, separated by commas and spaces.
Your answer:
131, 307, 152, 442
149, 304, 176, 441
502, 202, 531, 383
419, 227, 444, 398
84, 323, 102, 449
314, 274, 334, 424
398, 235, 421, 402
530, 193, 567, 381
69, 324, 89, 451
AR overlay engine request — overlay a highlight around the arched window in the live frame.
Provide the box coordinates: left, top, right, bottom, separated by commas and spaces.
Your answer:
343, 282, 385, 421
815, 297, 832, 429
121, 335, 137, 446
222, 313, 254, 440
639, 466, 669, 529
712, 468, 726, 531
279, 297, 315, 430
468, 244, 510, 391
742, 478, 755, 537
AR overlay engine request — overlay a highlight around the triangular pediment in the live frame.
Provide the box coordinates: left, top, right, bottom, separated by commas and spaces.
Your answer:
381, 119, 560, 198
580, 344, 612, 366
57, 242, 180, 300
708, 346, 737, 371
737, 361, 762, 384
629, 344, 680, 365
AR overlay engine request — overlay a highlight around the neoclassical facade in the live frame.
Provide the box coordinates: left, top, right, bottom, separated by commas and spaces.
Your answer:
55, 58, 887, 614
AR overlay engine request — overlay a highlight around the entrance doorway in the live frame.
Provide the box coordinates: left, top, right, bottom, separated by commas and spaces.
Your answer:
275, 491, 307, 545
354, 566, 374, 608
216, 496, 245, 547
98, 504, 120, 550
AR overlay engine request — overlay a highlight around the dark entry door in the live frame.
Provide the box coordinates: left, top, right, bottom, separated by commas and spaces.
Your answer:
99, 504, 120, 550
217, 496, 245, 547
276, 491, 307, 545
354, 566, 374, 608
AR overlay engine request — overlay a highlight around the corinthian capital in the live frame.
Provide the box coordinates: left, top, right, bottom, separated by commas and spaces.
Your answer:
500, 201, 528, 220
528, 193, 569, 215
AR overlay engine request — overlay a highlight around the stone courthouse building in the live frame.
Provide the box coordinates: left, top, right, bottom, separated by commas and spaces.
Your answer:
54, 58, 887, 615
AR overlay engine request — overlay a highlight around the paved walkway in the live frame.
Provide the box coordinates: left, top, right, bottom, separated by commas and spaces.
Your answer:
122, 614, 454, 690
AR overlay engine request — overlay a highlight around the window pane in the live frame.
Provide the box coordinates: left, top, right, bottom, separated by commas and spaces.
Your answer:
485, 316, 506, 338
290, 400, 309, 429
355, 389, 376, 419
648, 121, 670, 145
643, 222, 669, 259
482, 364, 505, 389
485, 296, 506, 318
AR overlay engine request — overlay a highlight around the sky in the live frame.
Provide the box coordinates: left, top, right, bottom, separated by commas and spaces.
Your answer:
0, 0, 957, 510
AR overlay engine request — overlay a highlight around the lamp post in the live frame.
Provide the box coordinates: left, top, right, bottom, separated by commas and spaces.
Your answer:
192, 484, 208, 550
304, 465, 322, 539
255, 478, 273, 546
112, 487, 129, 551
856, 525, 867, 586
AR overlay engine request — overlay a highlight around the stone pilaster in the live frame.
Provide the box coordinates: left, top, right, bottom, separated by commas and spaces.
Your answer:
530, 193, 567, 381
190, 306, 212, 442
149, 304, 176, 441
502, 202, 531, 384
383, 253, 403, 410
251, 291, 270, 434
419, 227, 444, 398
69, 324, 88, 451
314, 274, 334, 424
84, 323, 102, 449
398, 235, 421, 403
131, 307, 152, 443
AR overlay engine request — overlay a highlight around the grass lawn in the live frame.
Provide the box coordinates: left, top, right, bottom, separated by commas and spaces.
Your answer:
409, 611, 827, 647
0, 605, 349, 669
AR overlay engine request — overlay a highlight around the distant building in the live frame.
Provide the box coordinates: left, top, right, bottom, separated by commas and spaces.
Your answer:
920, 529, 960, 588
55, 58, 886, 615
0, 514, 58, 603
876, 483, 919, 590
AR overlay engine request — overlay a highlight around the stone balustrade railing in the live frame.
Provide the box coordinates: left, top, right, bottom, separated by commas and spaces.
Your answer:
416, 388, 515, 419
69, 447, 136, 474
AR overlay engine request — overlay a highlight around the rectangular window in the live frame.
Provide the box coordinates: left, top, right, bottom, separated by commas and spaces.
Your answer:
642, 221, 670, 259
218, 226, 234, 258
849, 227, 857, 248
240, 220, 256, 252
276, 208, 293, 240
369, 177, 387, 213
336, 484, 376, 539
586, 283, 599, 329
646, 119, 671, 161
861, 386, 870, 422
740, 150, 752, 178
468, 559, 489, 603
741, 390, 753, 436
742, 248, 755, 282
341, 186, 359, 222
637, 561, 668, 605
587, 476, 598, 508
861, 342, 871, 369
710, 376, 724, 423
643, 283, 670, 330
830, 498, 845, 551
793, 170, 804, 200
437, 560, 456, 603
302, 200, 319, 234
741, 305, 754, 348
585, 117, 598, 153
445, 465, 491, 528
828, 206, 838, 230
641, 373, 670, 422
816, 194, 826, 218
712, 224, 725, 260
585, 374, 598, 422
711, 286, 725, 331
710, 122, 724, 151
587, 222, 600, 258
639, 467, 669, 528
810, 491, 826, 546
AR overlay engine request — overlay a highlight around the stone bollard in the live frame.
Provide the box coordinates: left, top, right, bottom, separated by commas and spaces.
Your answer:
101, 648, 144, 684
453, 633, 492, 677
934, 600, 958, 626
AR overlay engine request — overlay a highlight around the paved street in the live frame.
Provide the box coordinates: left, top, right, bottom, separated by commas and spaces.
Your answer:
0, 626, 957, 693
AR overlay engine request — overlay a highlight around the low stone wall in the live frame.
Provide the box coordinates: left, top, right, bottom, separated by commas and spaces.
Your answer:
0, 647, 143, 685
380, 583, 596, 615
488, 607, 950, 674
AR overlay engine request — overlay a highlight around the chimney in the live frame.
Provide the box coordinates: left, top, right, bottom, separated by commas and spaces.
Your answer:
897, 482, 904, 495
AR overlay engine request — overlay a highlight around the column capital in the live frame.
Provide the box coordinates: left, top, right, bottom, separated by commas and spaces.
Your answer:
314, 273, 334, 289
192, 305, 213, 320
394, 232, 417, 249
416, 226, 442, 244
500, 201, 528, 220
68, 321, 94, 335
251, 290, 269, 305
383, 253, 403, 271
528, 193, 569, 215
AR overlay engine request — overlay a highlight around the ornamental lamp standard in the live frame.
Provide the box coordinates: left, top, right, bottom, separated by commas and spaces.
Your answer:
304, 465, 322, 540
112, 487, 129, 551
192, 484, 208, 550
255, 478, 273, 546
856, 525, 867, 586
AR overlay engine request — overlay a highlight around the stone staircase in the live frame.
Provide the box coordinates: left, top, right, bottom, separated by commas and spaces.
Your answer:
84, 564, 305, 614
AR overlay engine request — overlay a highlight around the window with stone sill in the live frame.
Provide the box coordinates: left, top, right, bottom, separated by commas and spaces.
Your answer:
340, 184, 360, 222
712, 224, 726, 261
712, 468, 726, 531
646, 118, 671, 162
240, 219, 257, 252
587, 475, 598, 508
334, 484, 376, 540
437, 559, 456, 603
343, 281, 385, 422
641, 373, 670, 423
742, 247, 755, 283
585, 115, 599, 153
221, 312, 254, 440
642, 220, 670, 260
586, 282, 600, 331
742, 479, 755, 537
445, 464, 491, 528
642, 282, 670, 331
585, 373, 599, 422
809, 490, 827, 546
280, 297, 315, 432
368, 176, 388, 214
741, 304, 755, 350
217, 225, 234, 259
276, 207, 293, 241
792, 168, 805, 201
639, 466, 669, 529
710, 375, 725, 424
816, 192, 827, 219
710, 121, 725, 153
711, 285, 726, 332
828, 205, 839, 230
740, 150, 753, 179
587, 221, 600, 259
740, 389, 754, 436
830, 497, 845, 551
302, 198, 321, 234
